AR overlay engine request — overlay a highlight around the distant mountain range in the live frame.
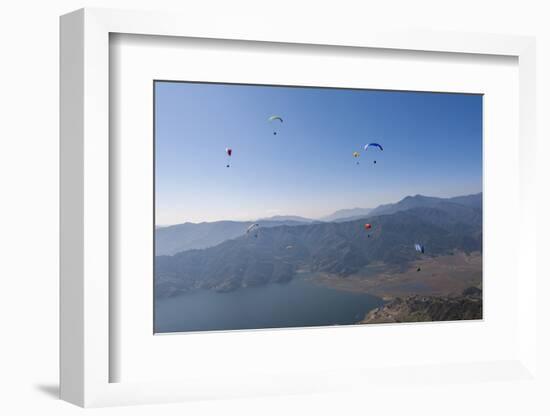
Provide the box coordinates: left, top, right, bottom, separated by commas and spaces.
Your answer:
320, 207, 373, 222
155, 193, 482, 297
257, 215, 316, 223
156, 219, 313, 255
156, 193, 481, 255
369, 193, 482, 217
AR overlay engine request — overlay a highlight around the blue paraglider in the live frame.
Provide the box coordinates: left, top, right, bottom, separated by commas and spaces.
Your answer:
364, 143, 384, 151
364, 142, 383, 165
414, 243, 425, 272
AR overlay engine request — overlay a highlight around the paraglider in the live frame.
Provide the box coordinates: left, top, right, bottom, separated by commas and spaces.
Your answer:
268, 115, 283, 135
364, 142, 383, 165
353, 151, 360, 165
364, 223, 372, 238
414, 244, 424, 271
246, 223, 260, 238
364, 143, 383, 151
225, 147, 232, 168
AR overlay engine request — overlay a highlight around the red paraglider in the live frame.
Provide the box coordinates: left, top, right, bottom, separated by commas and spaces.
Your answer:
364, 223, 372, 238
225, 147, 232, 167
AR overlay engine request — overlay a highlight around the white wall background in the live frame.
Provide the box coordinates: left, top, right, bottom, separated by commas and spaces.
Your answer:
0, 1, 548, 415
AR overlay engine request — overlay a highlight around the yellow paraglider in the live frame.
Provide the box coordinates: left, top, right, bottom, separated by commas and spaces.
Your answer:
353, 151, 360, 165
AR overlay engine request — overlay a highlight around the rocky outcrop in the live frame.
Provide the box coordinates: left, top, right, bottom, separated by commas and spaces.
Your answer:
361, 287, 482, 324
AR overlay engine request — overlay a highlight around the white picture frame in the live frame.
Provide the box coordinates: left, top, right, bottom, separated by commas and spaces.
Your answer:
60, 7, 537, 407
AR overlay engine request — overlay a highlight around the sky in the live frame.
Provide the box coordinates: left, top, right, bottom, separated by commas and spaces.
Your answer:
155, 81, 482, 225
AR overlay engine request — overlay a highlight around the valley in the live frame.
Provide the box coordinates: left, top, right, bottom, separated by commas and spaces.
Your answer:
154, 192, 483, 330
314, 251, 482, 300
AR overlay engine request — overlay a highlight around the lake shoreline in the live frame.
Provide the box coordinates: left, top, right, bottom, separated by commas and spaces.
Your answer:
154, 276, 384, 334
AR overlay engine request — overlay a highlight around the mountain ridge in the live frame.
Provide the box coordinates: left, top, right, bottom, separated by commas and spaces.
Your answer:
369, 192, 482, 217
155, 199, 482, 297
155, 219, 313, 255
320, 207, 373, 222
156, 192, 482, 256
256, 215, 315, 223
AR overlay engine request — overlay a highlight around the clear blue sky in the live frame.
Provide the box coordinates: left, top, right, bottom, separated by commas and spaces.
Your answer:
155, 82, 482, 225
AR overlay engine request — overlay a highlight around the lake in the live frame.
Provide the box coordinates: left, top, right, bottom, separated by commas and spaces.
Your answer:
154, 277, 384, 333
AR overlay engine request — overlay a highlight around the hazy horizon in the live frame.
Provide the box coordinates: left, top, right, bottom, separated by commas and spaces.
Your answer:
156, 190, 482, 226
155, 82, 482, 225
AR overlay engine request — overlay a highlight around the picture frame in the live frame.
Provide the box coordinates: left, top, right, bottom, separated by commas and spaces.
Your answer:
60, 7, 538, 407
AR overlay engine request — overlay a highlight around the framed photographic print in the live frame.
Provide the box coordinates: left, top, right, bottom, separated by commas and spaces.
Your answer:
153, 81, 483, 334
60, 8, 538, 408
